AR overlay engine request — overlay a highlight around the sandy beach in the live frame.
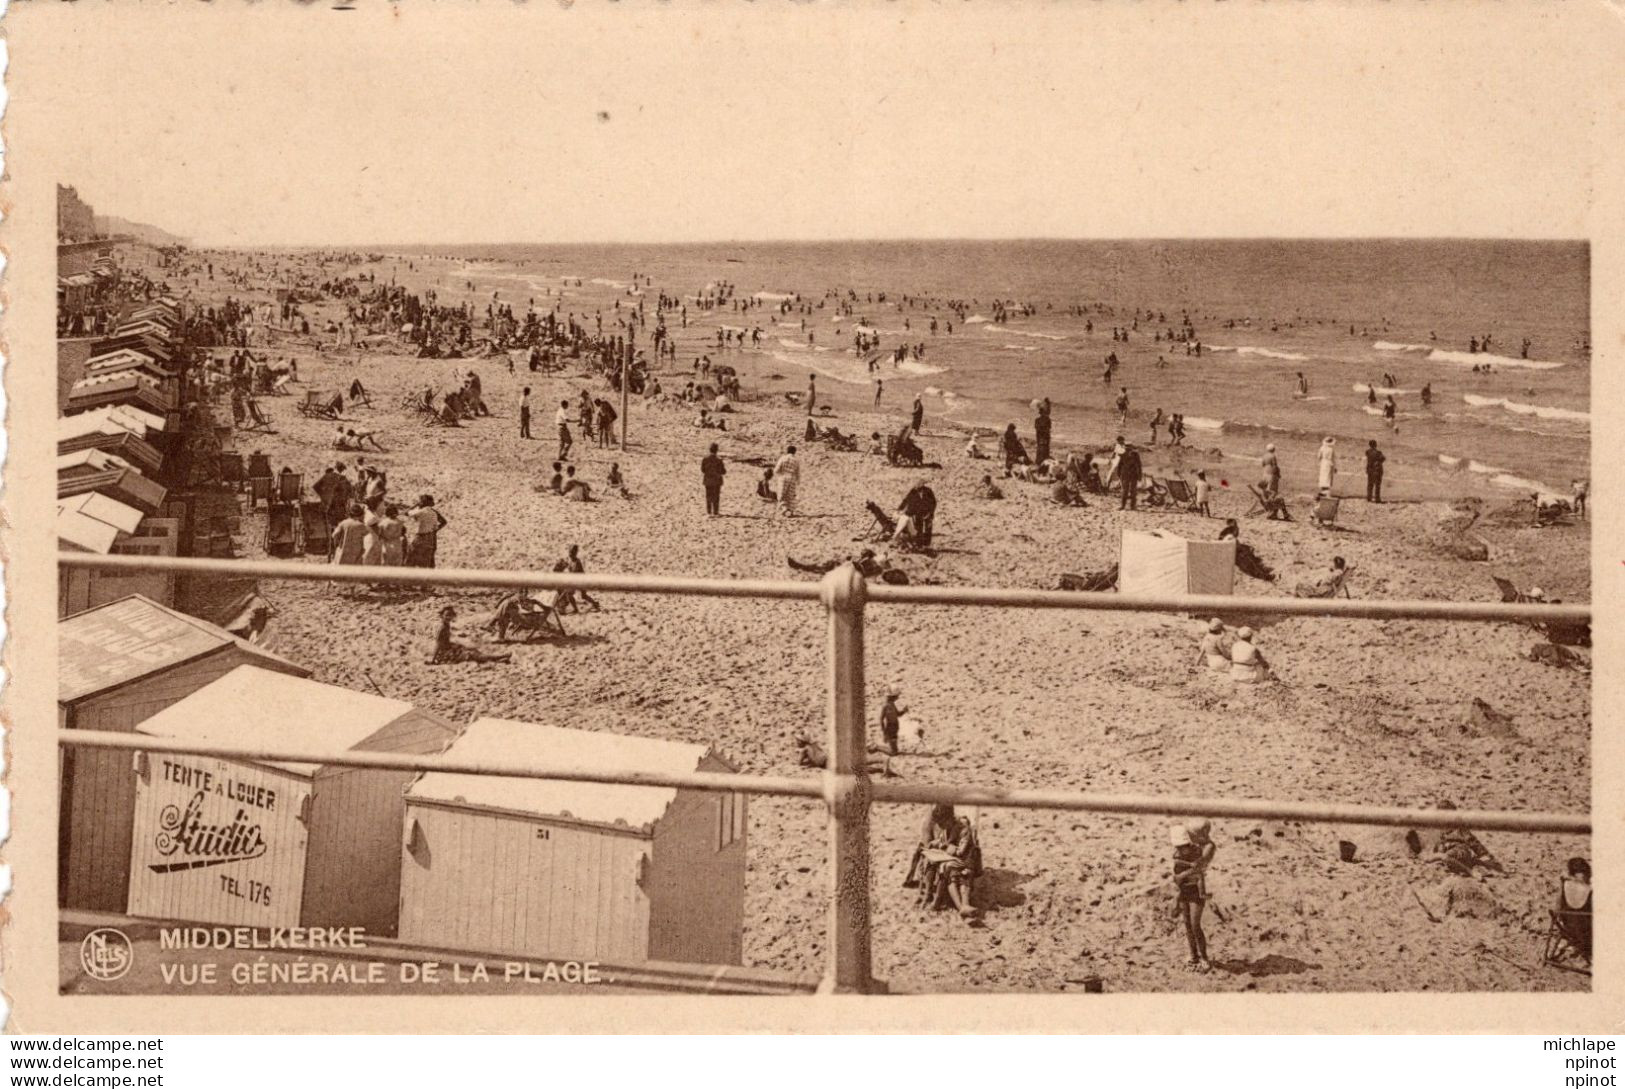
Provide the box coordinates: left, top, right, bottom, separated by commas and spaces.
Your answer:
160, 249, 1592, 994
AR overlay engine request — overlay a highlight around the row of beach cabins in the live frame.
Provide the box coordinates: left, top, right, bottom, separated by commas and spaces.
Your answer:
57, 255, 748, 971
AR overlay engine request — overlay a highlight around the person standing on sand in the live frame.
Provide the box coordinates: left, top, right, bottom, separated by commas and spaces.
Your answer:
407, 495, 448, 569
1365, 439, 1386, 503
330, 503, 367, 566
806, 374, 817, 416
1149, 407, 1164, 446
1034, 399, 1052, 465
518, 386, 532, 440
911, 395, 925, 433
701, 442, 726, 516
1261, 444, 1281, 497
774, 444, 802, 516
1117, 442, 1143, 511
1174, 819, 1217, 972
1115, 387, 1130, 428
879, 687, 906, 755
555, 400, 573, 460
1317, 437, 1338, 493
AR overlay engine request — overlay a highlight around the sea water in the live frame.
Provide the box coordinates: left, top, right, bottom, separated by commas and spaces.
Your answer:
415, 239, 1589, 497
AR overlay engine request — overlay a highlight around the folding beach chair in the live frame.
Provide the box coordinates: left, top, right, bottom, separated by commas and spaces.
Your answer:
277, 470, 304, 508
241, 397, 275, 433
1163, 478, 1196, 510
488, 591, 567, 643
1246, 484, 1290, 520
1491, 575, 1533, 604
1311, 495, 1340, 527
1543, 909, 1592, 974
219, 451, 245, 492
247, 475, 275, 512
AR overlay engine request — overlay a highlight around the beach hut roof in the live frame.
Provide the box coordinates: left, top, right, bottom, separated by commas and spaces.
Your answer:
59, 448, 135, 475
408, 717, 713, 832
58, 509, 123, 555
59, 490, 145, 535
134, 666, 431, 776
59, 598, 305, 705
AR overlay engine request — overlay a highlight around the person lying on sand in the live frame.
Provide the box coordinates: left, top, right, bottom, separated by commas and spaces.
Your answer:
560, 466, 595, 502
428, 605, 512, 665
1218, 519, 1277, 582
1294, 556, 1353, 598
904, 804, 983, 921
787, 548, 909, 583
335, 426, 386, 452
793, 733, 893, 776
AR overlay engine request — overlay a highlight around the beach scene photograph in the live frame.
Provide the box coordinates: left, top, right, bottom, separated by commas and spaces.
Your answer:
39, 6, 1595, 1003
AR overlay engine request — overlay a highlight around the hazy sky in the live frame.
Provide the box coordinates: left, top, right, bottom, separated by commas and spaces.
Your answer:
18, 4, 1615, 246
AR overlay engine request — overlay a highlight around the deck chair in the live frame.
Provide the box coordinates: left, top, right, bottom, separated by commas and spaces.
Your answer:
206, 515, 233, 558
1059, 564, 1119, 592
487, 591, 567, 642
247, 475, 274, 512
1543, 909, 1592, 973
1491, 575, 1533, 604
347, 379, 372, 407
242, 397, 275, 433
864, 500, 899, 540
1164, 478, 1196, 510
1246, 484, 1291, 520
219, 452, 245, 491
276, 471, 304, 507
246, 452, 273, 479
265, 505, 298, 557
1311, 495, 1340, 527
300, 501, 331, 556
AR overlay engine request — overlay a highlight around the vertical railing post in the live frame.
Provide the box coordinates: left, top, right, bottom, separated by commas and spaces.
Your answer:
819, 563, 876, 994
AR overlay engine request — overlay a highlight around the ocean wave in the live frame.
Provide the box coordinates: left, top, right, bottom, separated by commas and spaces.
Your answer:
1184, 416, 1225, 431
1208, 345, 1310, 361
1373, 341, 1432, 353
984, 326, 1066, 341
897, 360, 947, 377
1461, 394, 1589, 423
964, 315, 990, 324
1428, 349, 1564, 371
1353, 384, 1415, 395
590, 277, 634, 290
1002, 345, 1040, 352
777, 338, 808, 350
753, 291, 795, 301
771, 352, 869, 386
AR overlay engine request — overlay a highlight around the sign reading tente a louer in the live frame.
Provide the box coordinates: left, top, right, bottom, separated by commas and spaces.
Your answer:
128, 754, 311, 928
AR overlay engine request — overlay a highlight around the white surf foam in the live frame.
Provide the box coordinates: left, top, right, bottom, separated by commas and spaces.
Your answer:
897, 360, 946, 377
1183, 416, 1224, 431
1428, 349, 1565, 371
1373, 341, 1432, 353
984, 326, 1066, 341
753, 291, 795, 302
1461, 394, 1588, 423
1353, 384, 1415, 395
964, 315, 990, 324
1208, 345, 1309, 362
1002, 344, 1040, 352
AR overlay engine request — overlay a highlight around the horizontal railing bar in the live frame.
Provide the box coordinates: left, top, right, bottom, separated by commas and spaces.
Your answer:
60, 731, 1589, 835
59, 553, 1590, 623
60, 730, 826, 800
864, 583, 1591, 623
60, 552, 825, 602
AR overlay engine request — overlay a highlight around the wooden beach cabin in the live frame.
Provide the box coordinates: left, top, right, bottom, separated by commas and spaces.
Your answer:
58, 600, 310, 913
1117, 529, 1236, 597
399, 718, 746, 967
124, 666, 459, 932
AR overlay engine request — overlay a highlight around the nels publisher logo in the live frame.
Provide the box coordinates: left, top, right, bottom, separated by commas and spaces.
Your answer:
80, 928, 134, 982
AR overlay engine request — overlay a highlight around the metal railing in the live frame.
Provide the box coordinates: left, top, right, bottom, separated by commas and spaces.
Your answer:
59, 551, 1592, 993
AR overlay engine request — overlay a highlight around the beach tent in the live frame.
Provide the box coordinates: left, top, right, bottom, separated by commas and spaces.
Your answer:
59, 429, 165, 479
399, 718, 745, 966
57, 599, 311, 913
125, 666, 459, 932
1117, 529, 1236, 597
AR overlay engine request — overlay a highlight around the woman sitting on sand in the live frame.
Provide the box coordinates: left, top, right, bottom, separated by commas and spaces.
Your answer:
1195, 618, 1232, 672
965, 433, 987, 459
757, 467, 777, 502
561, 466, 594, 502
904, 804, 982, 921
1000, 423, 1030, 472
1228, 627, 1269, 683
975, 473, 1003, 500
428, 605, 512, 665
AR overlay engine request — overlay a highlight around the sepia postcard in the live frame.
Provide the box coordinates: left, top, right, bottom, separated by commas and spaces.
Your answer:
4, 2, 1623, 1034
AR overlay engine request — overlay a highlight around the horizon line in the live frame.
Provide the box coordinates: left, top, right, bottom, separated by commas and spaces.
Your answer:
175, 234, 1592, 250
